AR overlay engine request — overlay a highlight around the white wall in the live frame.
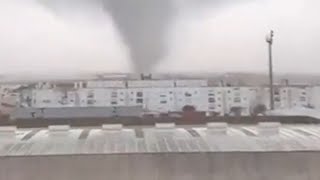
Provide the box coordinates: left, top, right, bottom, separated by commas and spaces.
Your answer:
20, 80, 320, 115
174, 87, 208, 112
127, 80, 174, 88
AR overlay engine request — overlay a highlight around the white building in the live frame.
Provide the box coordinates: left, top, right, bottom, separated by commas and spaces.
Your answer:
13, 79, 320, 117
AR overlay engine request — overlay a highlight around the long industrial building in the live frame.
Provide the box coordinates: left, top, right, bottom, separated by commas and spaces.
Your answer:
1, 123, 320, 179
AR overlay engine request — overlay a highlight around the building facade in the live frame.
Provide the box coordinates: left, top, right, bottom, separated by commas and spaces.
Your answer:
2, 79, 320, 117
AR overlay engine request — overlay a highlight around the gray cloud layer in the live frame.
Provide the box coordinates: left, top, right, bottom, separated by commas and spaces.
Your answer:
0, 0, 319, 77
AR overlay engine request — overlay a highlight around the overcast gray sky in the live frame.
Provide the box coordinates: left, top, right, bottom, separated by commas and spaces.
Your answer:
157, 0, 320, 73
0, 0, 319, 76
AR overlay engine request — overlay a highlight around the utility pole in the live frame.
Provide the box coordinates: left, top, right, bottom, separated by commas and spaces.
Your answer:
266, 30, 274, 110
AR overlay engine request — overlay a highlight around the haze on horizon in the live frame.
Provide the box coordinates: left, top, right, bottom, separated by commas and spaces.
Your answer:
0, 0, 319, 78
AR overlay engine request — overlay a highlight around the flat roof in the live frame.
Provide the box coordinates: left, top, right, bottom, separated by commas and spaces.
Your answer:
0, 124, 320, 156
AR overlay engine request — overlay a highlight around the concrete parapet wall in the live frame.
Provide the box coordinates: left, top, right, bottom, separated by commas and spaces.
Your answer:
1, 152, 320, 180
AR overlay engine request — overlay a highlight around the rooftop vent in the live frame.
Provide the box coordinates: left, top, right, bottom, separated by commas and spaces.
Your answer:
0, 126, 17, 140
155, 123, 175, 129
48, 125, 70, 132
258, 122, 281, 136
207, 122, 228, 135
0, 126, 17, 134
102, 124, 123, 131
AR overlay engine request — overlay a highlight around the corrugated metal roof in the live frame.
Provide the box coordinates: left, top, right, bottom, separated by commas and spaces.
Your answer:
1, 123, 320, 156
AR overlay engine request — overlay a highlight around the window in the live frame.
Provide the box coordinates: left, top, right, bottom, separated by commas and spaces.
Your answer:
234, 97, 241, 103
119, 99, 124, 102
160, 100, 167, 104
208, 97, 215, 103
227, 90, 231, 94
185, 92, 192, 97
136, 98, 143, 103
137, 92, 143, 97
217, 97, 221, 101
87, 91, 94, 98
217, 104, 221, 107
169, 91, 173, 94
300, 97, 306, 102
111, 92, 117, 98
111, 101, 117, 105
160, 95, 166, 97
87, 99, 95, 105
42, 99, 51, 103
233, 87, 240, 90
301, 91, 306, 95
274, 97, 281, 102
208, 93, 215, 96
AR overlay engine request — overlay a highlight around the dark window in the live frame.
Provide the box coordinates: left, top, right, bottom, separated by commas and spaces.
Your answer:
43, 100, 51, 103
218, 104, 221, 107
208, 97, 215, 103
87, 91, 94, 98
169, 91, 173, 94
274, 97, 281, 102
111, 101, 117, 105
160, 95, 166, 97
120, 99, 124, 102
227, 90, 231, 93
233, 88, 240, 90
87, 99, 95, 105
302, 92, 306, 95
208, 93, 215, 96
136, 98, 143, 103
111, 92, 117, 98
137, 92, 143, 97
234, 97, 241, 103
160, 100, 167, 104
185, 92, 192, 97
300, 97, 306, 101
83, 83, 87, 88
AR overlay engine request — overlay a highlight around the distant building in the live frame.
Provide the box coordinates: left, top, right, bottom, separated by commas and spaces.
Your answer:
2, 78, 320, 118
